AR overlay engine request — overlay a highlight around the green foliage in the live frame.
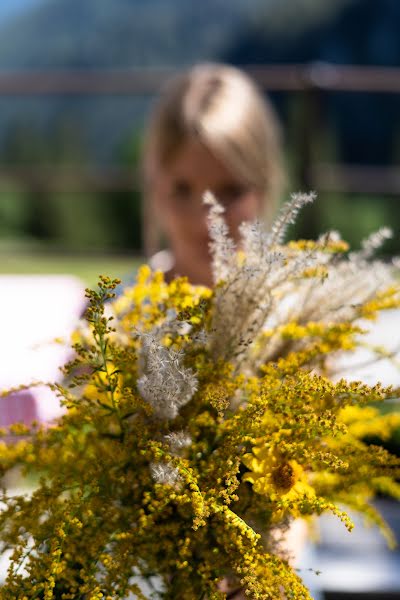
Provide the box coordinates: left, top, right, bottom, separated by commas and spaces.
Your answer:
0, 119, 143, 252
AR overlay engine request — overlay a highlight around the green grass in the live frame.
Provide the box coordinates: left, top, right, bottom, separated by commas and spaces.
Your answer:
0, 249, 142, 286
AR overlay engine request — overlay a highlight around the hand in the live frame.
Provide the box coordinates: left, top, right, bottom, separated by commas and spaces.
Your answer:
218, 577, 245, 599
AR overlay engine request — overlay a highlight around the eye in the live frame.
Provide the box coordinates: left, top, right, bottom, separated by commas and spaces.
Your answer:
171, 179, 192, 202
217, 183, 249, 206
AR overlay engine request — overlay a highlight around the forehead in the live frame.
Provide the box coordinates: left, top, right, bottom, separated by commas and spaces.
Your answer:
165, 137, 240, 184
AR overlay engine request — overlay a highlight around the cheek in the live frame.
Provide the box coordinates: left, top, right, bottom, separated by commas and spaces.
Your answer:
154, 194, 209, 244
159, 205, 188, 241
152, 179, 185, 234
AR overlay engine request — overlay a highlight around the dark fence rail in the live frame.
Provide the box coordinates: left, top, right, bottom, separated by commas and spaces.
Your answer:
0, 64, 399, 94
0, 64, 398, 196
0, 166, 137, 192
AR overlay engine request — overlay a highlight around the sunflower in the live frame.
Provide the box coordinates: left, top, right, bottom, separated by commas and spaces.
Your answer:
243, 446, 315, 511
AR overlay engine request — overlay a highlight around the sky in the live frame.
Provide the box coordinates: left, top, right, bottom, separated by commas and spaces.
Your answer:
0, 0, 40, 23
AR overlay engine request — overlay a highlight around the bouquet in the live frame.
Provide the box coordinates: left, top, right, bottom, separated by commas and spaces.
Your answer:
1, 192, 400, 600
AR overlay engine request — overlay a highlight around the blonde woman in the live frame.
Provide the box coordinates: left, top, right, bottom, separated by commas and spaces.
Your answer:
142, 62, 284, 286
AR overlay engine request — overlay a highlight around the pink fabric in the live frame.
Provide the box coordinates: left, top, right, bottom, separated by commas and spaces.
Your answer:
0, 391, 38, 427
0, 275, 86, 426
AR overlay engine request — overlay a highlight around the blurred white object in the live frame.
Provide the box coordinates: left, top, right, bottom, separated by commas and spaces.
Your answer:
317, 308, 400, 596
316, 499, 400, 594
0, 275, 86, 424
332, 308, 400, 386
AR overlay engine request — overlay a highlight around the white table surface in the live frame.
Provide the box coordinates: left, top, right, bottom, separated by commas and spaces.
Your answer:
0, 275, 86, 423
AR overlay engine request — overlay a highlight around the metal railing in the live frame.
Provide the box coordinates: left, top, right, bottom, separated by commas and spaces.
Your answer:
0, 64, 398, 194
0, 64, 399, 94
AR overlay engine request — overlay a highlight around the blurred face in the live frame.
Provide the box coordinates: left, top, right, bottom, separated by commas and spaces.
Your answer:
153, 137, 263, 263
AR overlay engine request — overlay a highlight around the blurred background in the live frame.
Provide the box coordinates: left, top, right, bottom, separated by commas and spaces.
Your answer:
0, 1, 399, 598
0, 0, 399, 284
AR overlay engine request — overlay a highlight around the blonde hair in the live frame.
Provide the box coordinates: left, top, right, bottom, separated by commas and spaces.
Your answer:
142, 63, 284, 257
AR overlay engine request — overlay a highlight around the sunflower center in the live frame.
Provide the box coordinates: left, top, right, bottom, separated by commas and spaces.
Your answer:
272, 463, 296, 492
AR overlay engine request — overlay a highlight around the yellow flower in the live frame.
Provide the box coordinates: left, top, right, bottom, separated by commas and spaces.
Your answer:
338, 404, 400, 441
243, 447, 314, 505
